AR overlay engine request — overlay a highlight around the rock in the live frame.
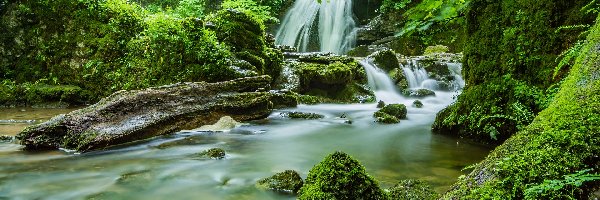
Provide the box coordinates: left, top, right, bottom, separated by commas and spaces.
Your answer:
377, 100, 386, 108
298, 151, 387, 199
374, 111, 401, 124
369, 49, 400, 72
191, 116, 240, 132
389, 68, 409, 90
388, 179, 438, 200
198, 148, 225, 159
413, 100, 423, 108
256, 170, 304, 194
379, 104, 408, 119
284, 112, 324, 119
423, 45, 449, 55
16, 76, 295, 152
404, 89, 436, 98
347, 45, 370, 57
0, 135, 15, 143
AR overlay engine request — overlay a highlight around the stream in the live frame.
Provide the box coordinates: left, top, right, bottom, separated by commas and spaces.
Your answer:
0, 61, 490, 200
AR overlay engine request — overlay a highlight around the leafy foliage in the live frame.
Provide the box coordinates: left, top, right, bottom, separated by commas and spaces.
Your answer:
525, 169, 600, 199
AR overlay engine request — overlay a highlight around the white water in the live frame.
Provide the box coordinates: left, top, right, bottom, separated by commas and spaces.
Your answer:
360, 59, 405, 103
275, 0, 357, 54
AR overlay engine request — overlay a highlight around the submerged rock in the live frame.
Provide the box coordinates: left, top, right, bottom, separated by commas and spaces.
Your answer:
198, 148, 226, 159
256, 170, 304, 194
404, 89, 436, 98
298, 151, 387, 199
284, 112, 324, 119
17, 76, 295, 152
374, 104, 408, 124
413, 100, 424, 108
0, 135, 15, 143
388, 179, 438, 200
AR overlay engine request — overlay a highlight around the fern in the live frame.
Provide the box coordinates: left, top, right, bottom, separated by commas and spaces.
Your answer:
524, 169, 600, 199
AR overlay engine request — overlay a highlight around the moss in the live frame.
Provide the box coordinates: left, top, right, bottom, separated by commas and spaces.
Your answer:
443, 14, 600, 199
198, 148, 226, 159
405, 89, 436, 98
286, 112, 324, 119
388, 179, 438, 200
423, 45, 449, 55
433, 0, 596, 143
298, 151, 388, 200
374, 104, 407, 124
256, 170, 304, 194
413, 100, 423, 108
370, 49, 400, 72
389, 68, 409, 90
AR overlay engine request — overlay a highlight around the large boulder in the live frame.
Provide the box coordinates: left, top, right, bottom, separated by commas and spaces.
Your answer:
369, 49, 400, 72
298, 151, 387, 199
17, 76, 296, 152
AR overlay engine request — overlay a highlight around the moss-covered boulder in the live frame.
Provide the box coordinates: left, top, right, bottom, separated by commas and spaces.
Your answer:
374, 104, 407, 124
369, 49, 400, 72
432, 0, 596, 144
298, 151, 388, 199
423, 45, 449, 55
209, 9, 283, 82
16, 76, 294, 152
443, 14, 600, 199
412, 100, 423, 108
198, 148, 226, 159
284, 112, 324, 119
256, 170, 304, 194
405, 89, 436, 98
389, 68, 409, 90
388, 179, 438, 200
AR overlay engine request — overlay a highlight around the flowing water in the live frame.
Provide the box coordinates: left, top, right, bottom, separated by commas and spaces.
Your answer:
0, 62, 490, 199
275, 0, 356, 54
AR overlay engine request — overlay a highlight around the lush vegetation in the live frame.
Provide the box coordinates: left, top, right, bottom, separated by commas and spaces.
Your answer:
432, 0, 597, 144
444, 14, 600, 198
0, 0, 284, 106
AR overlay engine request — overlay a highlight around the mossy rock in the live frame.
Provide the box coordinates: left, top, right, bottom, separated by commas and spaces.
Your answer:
0, 135, 15, 143
285, 112, 324, 119
404, 89, 436, 98
373, 103, 407, 124
198, 148, 226, 159
388, 179, 438, 200
423, 45, 449, 55
377, 100, 386, 108
369, 49, 400, 72
374, 111, 400, 124
298, 151, 387, 200
413, 100, 423, 108
256, 170, 304, 194
389, 68, 409, 90
347, 45, 371, 57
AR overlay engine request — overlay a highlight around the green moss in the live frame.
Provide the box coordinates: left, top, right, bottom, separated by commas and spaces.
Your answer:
370, 49, 400, 72
444, 14, 600, 199
198, 148, 226, 159
298, 151, 388, 200
413, 100, 423, 108
388, 179, 438, 200
256, 170, 304, 194
423, 45, 449, 55
286, 112, 324, 119
433, 0, 595, 143
374, 104, 407, 124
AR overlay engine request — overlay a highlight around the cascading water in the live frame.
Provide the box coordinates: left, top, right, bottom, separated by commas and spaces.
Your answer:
360, 59, 405, 103
275, 0, 356, 54
401, 60, 439, 90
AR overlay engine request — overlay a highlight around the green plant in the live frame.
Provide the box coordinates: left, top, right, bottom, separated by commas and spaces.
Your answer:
524, 169, 600, 199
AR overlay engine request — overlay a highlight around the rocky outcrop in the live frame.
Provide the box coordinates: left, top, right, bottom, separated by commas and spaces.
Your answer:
16, 76, 296, 152
256, 170, 304, 194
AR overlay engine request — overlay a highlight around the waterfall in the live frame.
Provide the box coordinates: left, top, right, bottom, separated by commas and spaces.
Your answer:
359, 59, 405, 103
401, 60, 438, 90
447, 63, 465, 90
275, 0, 357, 54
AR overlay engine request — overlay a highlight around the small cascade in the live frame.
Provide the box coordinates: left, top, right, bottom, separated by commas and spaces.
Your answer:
275, 0, 356, 54
401, 60, 438, 90
359, 59, 405, 103
447, 63, 465, 90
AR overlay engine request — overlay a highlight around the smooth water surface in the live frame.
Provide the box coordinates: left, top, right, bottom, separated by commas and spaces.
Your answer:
0, 108, 78, 136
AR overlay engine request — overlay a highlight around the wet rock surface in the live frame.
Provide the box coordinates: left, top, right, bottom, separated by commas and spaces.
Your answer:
17, 76, 296, 152
256, 170, 304, 194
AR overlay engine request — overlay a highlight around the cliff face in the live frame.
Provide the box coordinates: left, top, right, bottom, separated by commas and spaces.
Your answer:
432, 0, 596, 144
443, 14, 600, 199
